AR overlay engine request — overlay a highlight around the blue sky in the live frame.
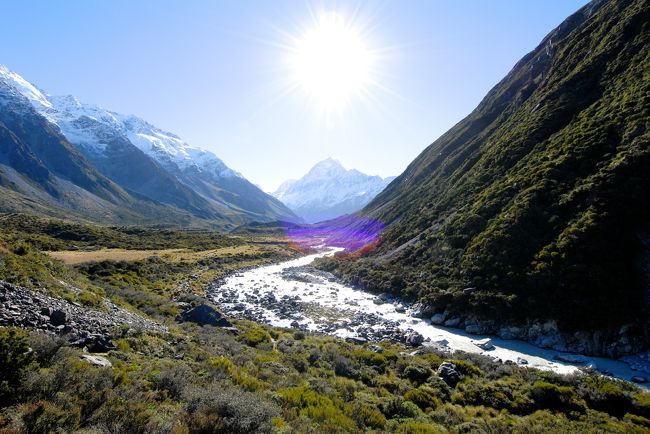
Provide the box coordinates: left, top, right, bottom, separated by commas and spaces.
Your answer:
2, 0, 588, 191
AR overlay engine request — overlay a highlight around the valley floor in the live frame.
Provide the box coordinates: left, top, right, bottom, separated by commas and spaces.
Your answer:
0, 215, 649, 433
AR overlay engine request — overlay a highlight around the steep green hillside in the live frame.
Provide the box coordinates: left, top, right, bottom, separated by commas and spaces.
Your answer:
319, 0, 649, 341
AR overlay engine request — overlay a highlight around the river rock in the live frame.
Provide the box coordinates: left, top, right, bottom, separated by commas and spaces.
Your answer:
444, 317, 462, 327
430, 312, 447, 325
498, 326, 523, 340
410, 303, 435, 319
474, 338, 494, 350
405, 331, 425, 347
554, 353, 588, 364
346, 336, 368, 345
465, 323, 487, 334
176, 304, 231, 327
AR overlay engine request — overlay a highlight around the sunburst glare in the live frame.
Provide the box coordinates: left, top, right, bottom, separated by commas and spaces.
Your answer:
289, 12, 374, 112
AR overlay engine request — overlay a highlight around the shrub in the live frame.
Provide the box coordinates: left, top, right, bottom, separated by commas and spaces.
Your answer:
153, 363, 194, 399
27, 331, 63, 366
623, 413, 650, 429
404, 386, 442, 411
352, 403, 387, 429
20, 400, 81, 433
530, 381, 585, 414
578, 375, 635, 418
240, 327, 272, 348
333, 355, 359, 379
395, 421, 445, 434
0, 327, 36, 405
403, 364, 432, 384
184, 382, 278, 434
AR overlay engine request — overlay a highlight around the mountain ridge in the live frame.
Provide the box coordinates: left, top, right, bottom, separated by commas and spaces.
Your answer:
273, 158, 395, 223
0, 65, 298, 226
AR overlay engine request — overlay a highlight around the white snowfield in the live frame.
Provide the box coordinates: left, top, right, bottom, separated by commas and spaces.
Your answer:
0, 64, 240, 179
273, 158, 395, 223
214, 248, 650, 387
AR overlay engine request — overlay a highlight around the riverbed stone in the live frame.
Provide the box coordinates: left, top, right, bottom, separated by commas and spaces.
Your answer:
430, 313, 447, 325
405, 331, 424, 347
444, 317, 462, 327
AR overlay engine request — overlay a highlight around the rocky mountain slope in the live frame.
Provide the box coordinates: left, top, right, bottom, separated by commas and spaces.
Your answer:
318, 0, 650, 351
0, 79, 200, 225
273, 158, 395, 223
0, 65, 297, 226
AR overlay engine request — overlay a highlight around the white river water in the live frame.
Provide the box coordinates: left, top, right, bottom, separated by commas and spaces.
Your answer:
210, 248, 649, 387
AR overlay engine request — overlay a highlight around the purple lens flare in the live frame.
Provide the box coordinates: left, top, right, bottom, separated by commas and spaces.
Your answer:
282, 215, 385, 252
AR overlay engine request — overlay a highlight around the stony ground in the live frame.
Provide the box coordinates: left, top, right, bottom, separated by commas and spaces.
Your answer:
0, 280, 166, 351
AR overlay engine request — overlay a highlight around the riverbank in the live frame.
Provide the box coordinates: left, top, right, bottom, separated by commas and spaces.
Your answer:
210, 248, 650, 387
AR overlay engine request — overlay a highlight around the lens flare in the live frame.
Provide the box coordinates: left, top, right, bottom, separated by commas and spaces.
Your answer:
283, 215, 385, 252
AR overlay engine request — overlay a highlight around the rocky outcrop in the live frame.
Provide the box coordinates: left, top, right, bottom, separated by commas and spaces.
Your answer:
176, 304, 231, 327
424, 307, 647, 358
0, 280, 166, 351
437, 362, 462, 386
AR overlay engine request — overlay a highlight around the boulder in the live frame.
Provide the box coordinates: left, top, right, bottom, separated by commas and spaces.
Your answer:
444, 317, 462, 328
49, 309, 67, 326
86, 334, 117, 353
345, 336, 368, 345
554, 353, 588, 364
473, 338, 495, 351
430, 313, 447, 325
516, 357, 528, 365
176, 304, 231, 327
40, 307, 53, 317
405, 331, 425, 347
410, 303, 435, 319
431, 338, 450, 348
437, 362, 462, 386
498, 326, 522, 340
80, 354, 112, 368
465, 324, 486, 334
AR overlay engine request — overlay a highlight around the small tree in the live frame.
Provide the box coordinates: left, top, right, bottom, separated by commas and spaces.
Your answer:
0, 327, 36, 406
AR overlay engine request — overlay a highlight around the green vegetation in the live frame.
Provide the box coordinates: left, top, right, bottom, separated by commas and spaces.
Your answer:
0, 213, 299, 311
1, 325, 650, 432
0, 213, 648, 432
318, 0, 650, 334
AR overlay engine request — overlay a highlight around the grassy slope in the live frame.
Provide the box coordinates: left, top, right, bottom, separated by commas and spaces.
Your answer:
0, 215, 649, 432
318, 0, 650, 333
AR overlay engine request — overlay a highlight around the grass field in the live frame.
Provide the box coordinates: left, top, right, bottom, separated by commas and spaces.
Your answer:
46, 245, 271, 265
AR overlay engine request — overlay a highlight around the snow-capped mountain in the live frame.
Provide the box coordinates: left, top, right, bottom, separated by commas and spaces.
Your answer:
0, 65, 296, 225
273, 158, 395, 223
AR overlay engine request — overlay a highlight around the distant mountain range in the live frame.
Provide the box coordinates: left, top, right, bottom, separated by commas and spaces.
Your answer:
0, 65, 297, 227
319, 0, 650, 354
272, 158, 395, 223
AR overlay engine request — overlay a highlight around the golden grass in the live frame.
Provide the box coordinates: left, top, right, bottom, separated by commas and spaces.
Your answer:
47, 245, 267, 265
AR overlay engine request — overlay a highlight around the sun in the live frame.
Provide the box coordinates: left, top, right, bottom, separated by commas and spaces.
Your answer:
290, 12, 373, 111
